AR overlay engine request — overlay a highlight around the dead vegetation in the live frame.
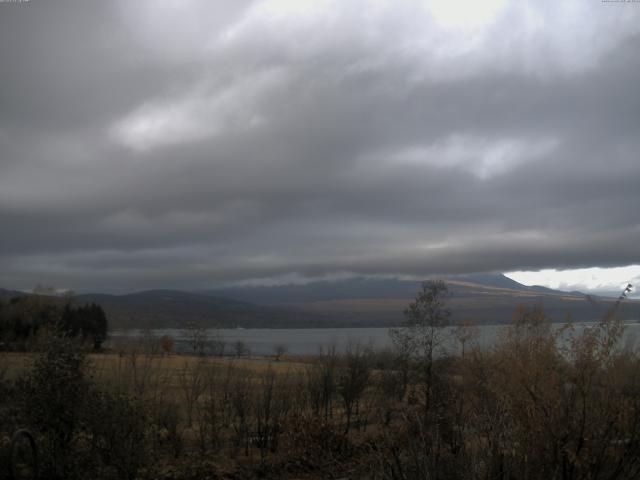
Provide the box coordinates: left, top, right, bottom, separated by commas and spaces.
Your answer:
1, 281, 639, 479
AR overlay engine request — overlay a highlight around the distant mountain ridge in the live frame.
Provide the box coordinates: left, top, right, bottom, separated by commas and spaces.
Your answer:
1, 275, 637, 329
203, 274, 585, 305
201, 274, 637, 327
0, 288, 25, 301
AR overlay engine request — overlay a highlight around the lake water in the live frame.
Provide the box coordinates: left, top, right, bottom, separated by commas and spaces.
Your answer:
110, 321, 640, 356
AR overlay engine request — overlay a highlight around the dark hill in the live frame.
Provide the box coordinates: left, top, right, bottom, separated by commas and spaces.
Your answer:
0, 288, 25, 301
74, 289, 335, 329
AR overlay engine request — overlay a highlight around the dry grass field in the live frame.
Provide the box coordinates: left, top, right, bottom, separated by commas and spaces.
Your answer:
0, 352, 34, 381
1, 350, 309, 389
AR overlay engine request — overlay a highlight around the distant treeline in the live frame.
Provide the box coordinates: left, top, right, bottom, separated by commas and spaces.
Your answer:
0, 295, 108, 350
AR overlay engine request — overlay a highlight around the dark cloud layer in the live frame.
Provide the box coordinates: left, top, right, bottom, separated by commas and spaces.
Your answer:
1, 0, 639, 291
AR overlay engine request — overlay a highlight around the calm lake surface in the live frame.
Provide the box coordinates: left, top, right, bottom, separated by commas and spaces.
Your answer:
110, 321, 640, 356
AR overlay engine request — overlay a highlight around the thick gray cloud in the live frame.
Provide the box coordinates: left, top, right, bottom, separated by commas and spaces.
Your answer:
1, 0, 639, 291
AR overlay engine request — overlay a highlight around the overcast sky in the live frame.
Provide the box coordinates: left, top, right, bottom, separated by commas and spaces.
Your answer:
0, 0, 639, 294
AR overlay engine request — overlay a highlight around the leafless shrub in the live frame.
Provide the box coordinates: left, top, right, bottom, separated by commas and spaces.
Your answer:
337, 342, 372, 433
279, 412, 353, 474
177, 358, 207, 427
273, 343, 288, 361
306, 346, 338, 420
115, 330, 168, 398
183, 321, 209, 355
149, 400, 184, 458
84, 391, 148, 480
229, 368, 254, 456
233, 340, 250, 357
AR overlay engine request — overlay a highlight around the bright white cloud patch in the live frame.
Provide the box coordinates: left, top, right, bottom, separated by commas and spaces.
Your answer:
506, 266, 640, 297
427, 0, 508, 29
110, 99, 211, 152
110, 68, 286, 151
374, 135, 558, 179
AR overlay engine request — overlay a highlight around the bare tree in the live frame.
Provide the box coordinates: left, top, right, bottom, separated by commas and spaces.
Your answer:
337, 343, 372, 433
177, 358, 207, 427
233, 340, 249, 358
183, 321, 209, 355
119, 330, 165, 397
254, 368, 279, 461
390, 279, 451, 411
210, 325, 226, 356
273, 343, 288, 361
306, 346, 338, 420
453, 319, 477, 359
229, 369, 254, 457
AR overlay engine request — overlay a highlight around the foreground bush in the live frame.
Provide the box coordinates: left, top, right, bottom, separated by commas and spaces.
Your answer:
15, 336, 148, 479
371, 300, 640, 480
